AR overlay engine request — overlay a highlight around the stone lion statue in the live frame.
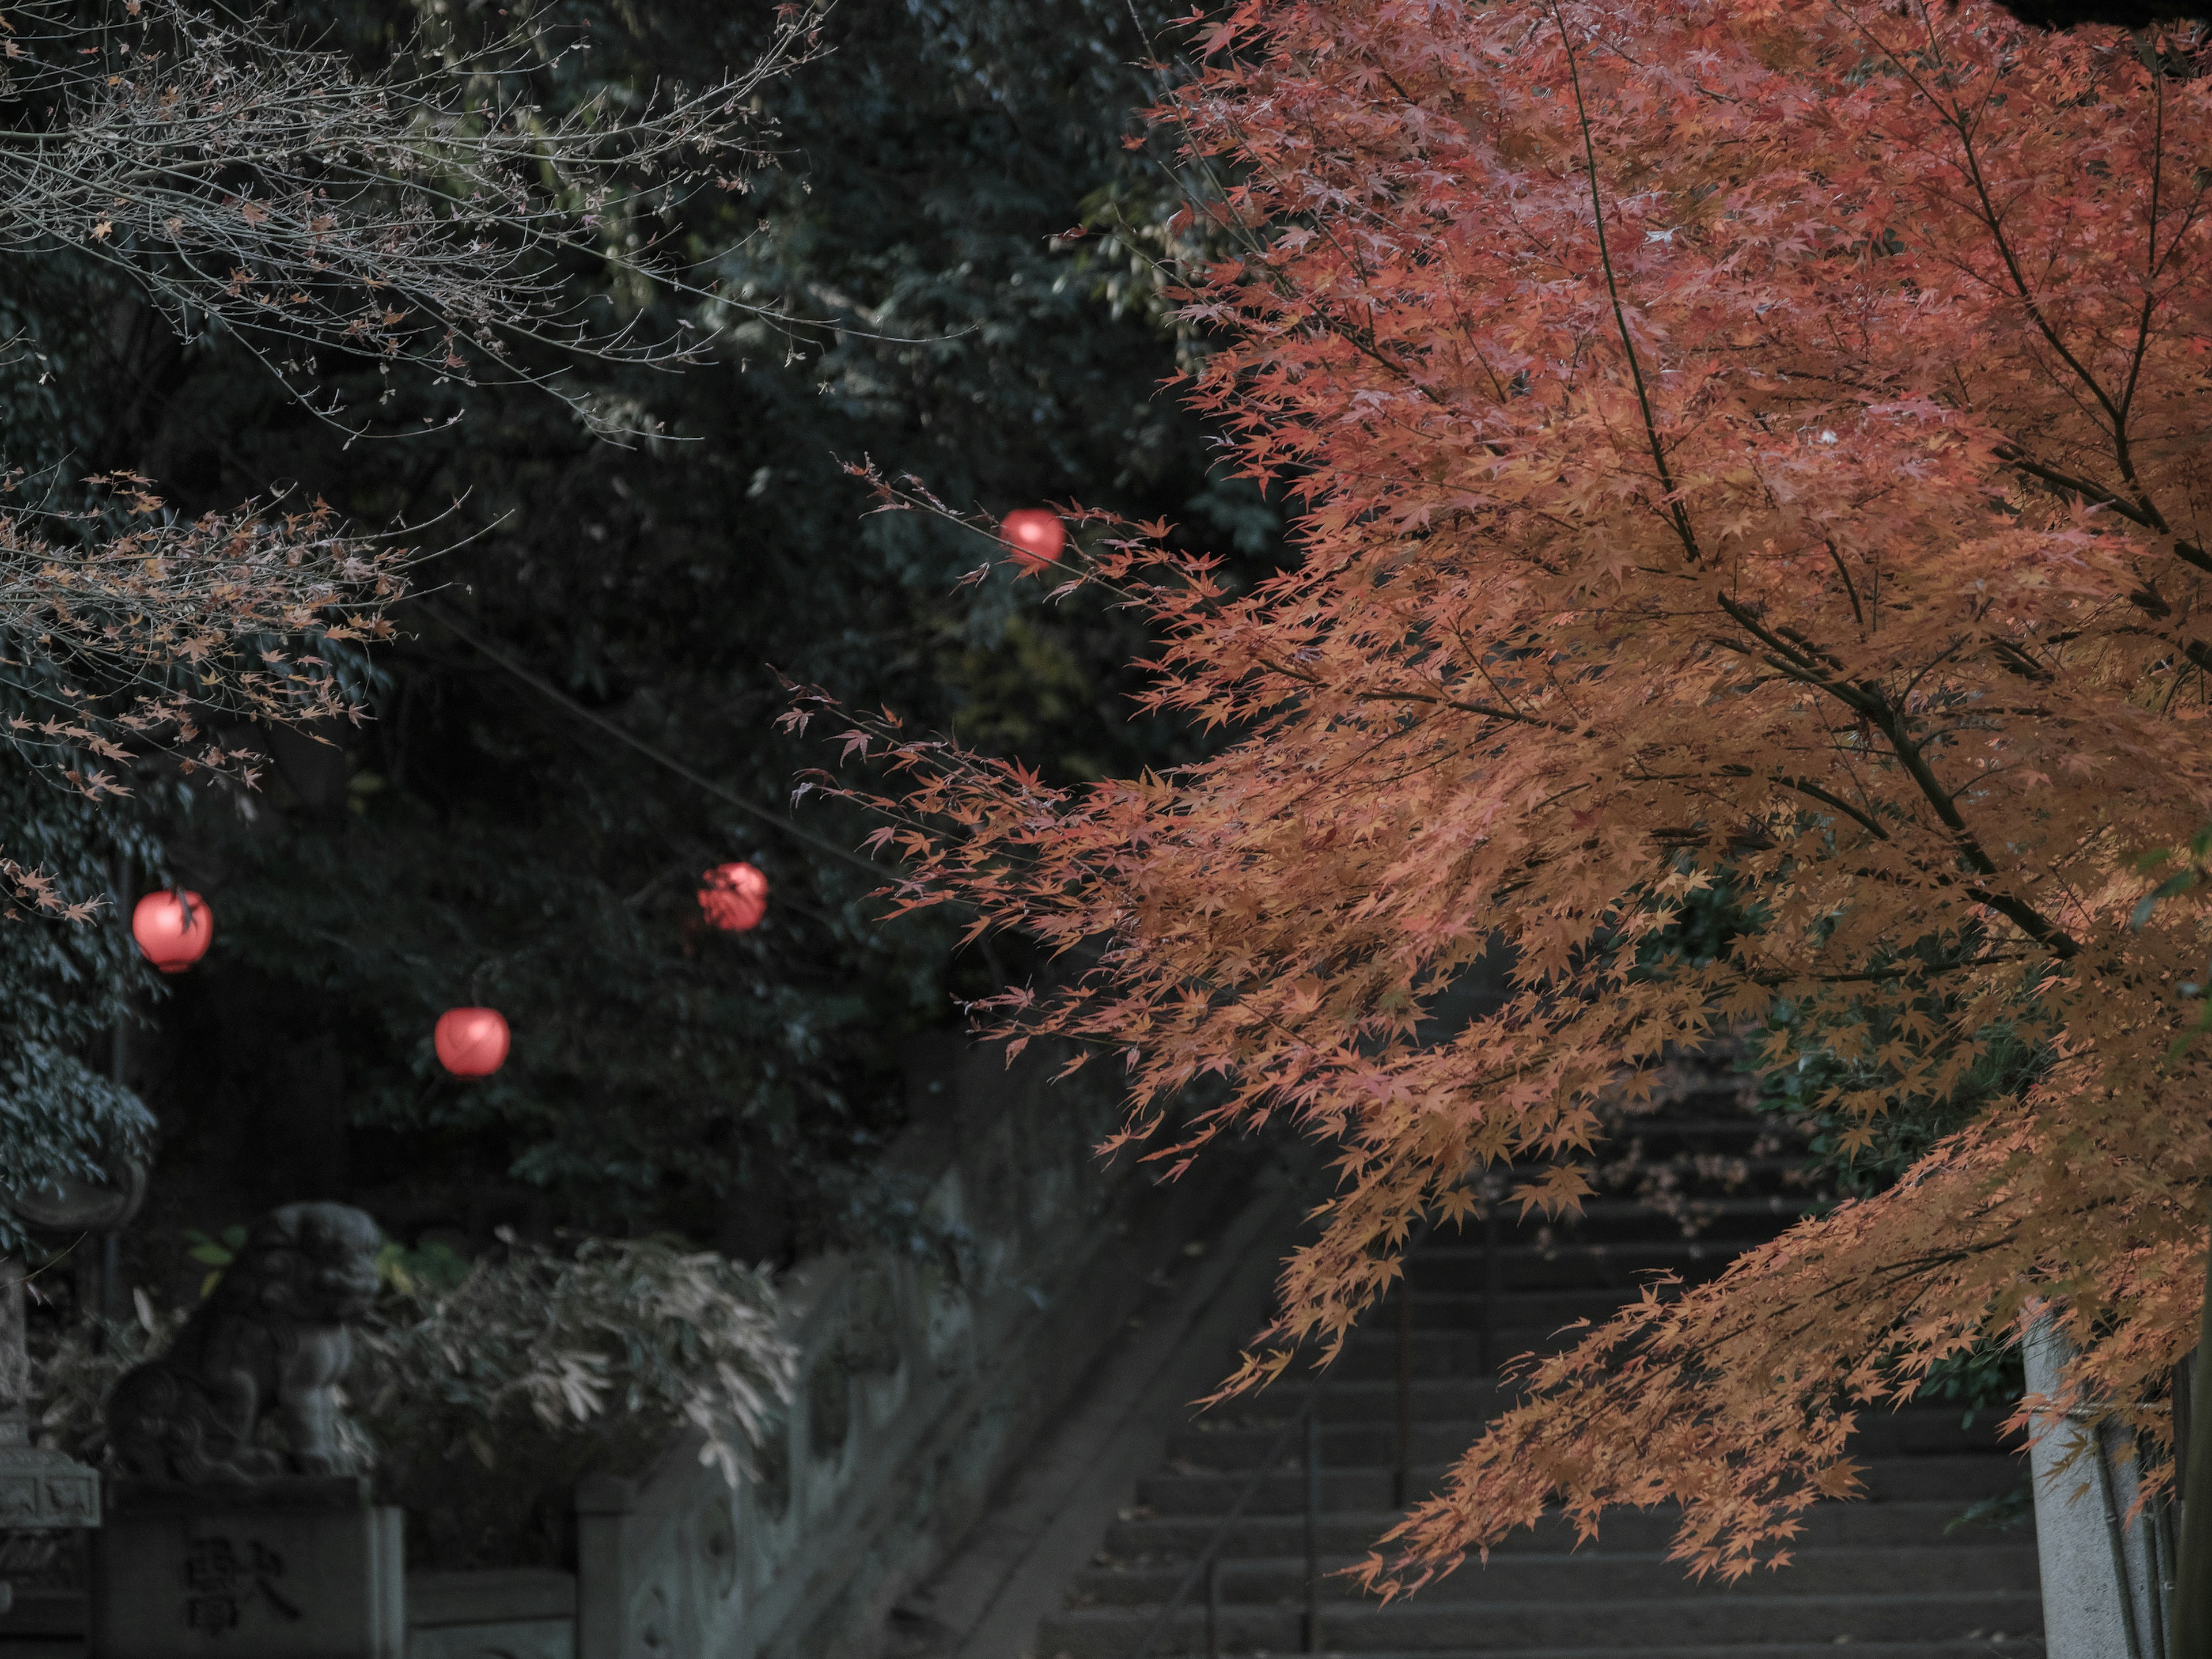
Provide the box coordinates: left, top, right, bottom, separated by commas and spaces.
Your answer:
105, 1202, 384, 1484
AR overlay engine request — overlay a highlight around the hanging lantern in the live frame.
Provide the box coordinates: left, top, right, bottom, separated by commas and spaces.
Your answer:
132, 890, 213, 975
435, 1007, 510, 1078
698, 862, 769, 933
999, 509, 1066, 573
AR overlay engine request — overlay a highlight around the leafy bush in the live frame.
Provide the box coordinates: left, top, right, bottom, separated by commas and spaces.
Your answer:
40, 1234, 794, 1569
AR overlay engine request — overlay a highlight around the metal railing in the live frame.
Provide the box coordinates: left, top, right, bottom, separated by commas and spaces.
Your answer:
1124, 1385, 1320, 1659
1127, 1185, 1502, 1658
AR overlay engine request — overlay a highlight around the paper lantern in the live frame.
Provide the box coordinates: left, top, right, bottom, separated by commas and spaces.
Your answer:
698, 862, 769, 933
1000, 509, 1066, 573
435, 1007, 510, 1078
132, 890, 213, 974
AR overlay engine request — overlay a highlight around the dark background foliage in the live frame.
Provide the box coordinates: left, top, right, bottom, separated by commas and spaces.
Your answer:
2, 0, 1274, 1299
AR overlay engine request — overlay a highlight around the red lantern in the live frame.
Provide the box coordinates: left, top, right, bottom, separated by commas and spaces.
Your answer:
435, 1007, 510, 1078
132, 890, 213, 974
1000, 509, 1066, 573
698, 862, 769, 933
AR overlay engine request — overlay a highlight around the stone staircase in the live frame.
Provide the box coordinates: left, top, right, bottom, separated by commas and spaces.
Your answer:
1033, 1072, 2045, 1658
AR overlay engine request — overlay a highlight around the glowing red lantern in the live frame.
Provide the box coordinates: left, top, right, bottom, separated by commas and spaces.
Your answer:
132, 890, 213, 974
435, 1007, 510, 1078
1000, 509, 1066, 573
698, 862, 769, 933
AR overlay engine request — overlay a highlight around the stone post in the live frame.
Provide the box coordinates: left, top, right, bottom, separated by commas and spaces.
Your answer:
2024, 1316, 2172, 1659
0, 1257, 100, 1536
573, 1471, 639, 1659
0, 1148, 151, 1575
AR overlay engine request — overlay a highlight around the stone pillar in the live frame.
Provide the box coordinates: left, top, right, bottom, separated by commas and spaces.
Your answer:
0, 1259, 100, 1533
573, 1471, 638, 1659
91, 1476, 404, 1658
2024, 1317, 2171, 1659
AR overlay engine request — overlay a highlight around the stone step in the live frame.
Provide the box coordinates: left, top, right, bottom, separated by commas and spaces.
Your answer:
1501, 1115, 1800, 1144
1365, 1286, 1684, 1333
0, 1591, 85, 1641
1198, 1386, 2020, 1441
1099, 1500, 2033, 1563
1037, 1590, 2046, 1656
1330, 1317, 1914, 1378
1038, 1646, 2043, 1659
1317, 1323, 2018, 1385
1166, 1409, 2014, 1471
1480, 1148, 1812, 1188
1066, 1544, 2041, 1607
1323, 1329, 1589, 1380
1133, 1455, 2021, 1517
1407, 1241, 1772, 1294
1541, 1154, 1818, 1196
1467, 1195, 1824, 1247
1598, 1086, 1775, 1122
1196, 1381, 1513, 1428
1028, 1079, 2028, 1659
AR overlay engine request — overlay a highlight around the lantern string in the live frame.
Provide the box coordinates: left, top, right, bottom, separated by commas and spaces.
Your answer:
421, 603, 897, 885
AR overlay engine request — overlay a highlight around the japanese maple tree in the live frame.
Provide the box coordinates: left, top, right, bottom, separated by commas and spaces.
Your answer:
796, 0, 2212, 1597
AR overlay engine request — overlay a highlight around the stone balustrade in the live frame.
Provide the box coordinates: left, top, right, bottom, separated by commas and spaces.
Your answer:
562, 1033, 1251, 1659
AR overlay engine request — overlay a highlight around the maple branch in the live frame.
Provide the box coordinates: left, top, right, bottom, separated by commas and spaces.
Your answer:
1553, 4, 1700, 566
1768, 778, 1891, 842
1864, 702, 2077, 958
1739, 956, 2037, 990
1992, 444, 2212, 576
2116, 66, 2164, 435
1897, 52, 2127, 439
1900, 35, 2203, 566
1984, 638, 2055, 685
1343, 685, 1572, 731
1823, 541, 1865, 630
1707, 599, 2080, 959
1711, 597, 1881, 718
1143, 90, 1457, 419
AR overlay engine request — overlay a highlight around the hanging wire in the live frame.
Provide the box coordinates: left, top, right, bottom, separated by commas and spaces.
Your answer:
421, 601, 895, 884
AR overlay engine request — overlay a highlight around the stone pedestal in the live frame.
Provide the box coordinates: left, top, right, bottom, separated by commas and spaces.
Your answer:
0, 1253, 99, 1533
0, 1253, 102, 1625
0, 1442, 99, 1531
90, 1476, 404, 1659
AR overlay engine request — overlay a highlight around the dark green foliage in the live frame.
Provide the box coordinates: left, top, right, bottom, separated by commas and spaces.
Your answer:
1753, 959, 2044, 1202
1915, 1340, 2028, 1430
0, 167, 317, 1231
1636, 867, 2046, 1202
0, 772, 160, 1252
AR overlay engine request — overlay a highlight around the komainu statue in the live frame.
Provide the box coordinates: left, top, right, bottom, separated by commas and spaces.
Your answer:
105, 1202, 384, 1484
